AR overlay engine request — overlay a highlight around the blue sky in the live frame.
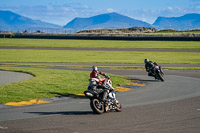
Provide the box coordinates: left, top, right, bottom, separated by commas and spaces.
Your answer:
0, 0, 200, 26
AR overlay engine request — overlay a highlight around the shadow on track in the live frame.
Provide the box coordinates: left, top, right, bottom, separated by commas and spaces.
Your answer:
26, 111, 94, 116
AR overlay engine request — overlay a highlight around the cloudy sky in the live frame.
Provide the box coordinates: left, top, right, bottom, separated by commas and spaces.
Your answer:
0, 0, 200, 26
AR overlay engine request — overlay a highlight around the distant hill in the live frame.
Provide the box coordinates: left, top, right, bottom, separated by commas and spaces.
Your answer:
64, 12, 152, 31
153, 13, 200, 30
0, 10, 61, 32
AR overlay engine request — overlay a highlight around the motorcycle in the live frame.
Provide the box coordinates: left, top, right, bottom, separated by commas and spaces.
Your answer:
148, 65, 165, 82
84, 76, 122, 114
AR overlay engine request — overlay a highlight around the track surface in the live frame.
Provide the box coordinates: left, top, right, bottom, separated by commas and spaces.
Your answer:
0, 71, 33, 85
0, 68, 200, 133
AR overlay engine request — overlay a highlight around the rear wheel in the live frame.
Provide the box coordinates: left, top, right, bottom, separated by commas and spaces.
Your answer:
90, 99, 104, 114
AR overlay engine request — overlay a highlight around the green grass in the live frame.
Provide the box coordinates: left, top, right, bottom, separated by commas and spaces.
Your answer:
0, 49, 199, 64
0, 67, 129, 104
0, 38, 200, 49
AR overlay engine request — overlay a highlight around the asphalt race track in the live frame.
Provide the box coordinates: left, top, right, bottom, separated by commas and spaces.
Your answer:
0, 71, 33, 86
0, 68, 200, 133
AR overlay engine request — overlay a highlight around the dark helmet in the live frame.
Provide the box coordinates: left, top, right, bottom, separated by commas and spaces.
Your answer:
92, 66, 98, 71
144, 58, 149, 63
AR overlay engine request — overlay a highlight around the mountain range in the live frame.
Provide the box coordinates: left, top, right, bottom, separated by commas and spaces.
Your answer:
0, 10, 200, 32
64, 12, 152, 30
0, 10, 61, 32
153, 13, 200, 30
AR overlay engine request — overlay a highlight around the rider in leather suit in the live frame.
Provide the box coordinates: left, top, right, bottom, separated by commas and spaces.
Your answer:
90, 66, 109, 101
144, 59, 158, 76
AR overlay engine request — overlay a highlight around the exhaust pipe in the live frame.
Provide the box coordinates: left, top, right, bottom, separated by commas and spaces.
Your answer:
84, 91, 94, 97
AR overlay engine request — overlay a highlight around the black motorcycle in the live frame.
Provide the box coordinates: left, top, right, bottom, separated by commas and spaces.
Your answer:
149, 65, 165, 82
84, 77, 122, 114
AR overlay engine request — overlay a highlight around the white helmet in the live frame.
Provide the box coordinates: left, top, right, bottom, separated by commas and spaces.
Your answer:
92, 66, 98, 71
144, 59, 149, 63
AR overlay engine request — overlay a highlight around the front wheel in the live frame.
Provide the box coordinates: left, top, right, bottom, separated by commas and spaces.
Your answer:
158, 72, 164, 82
115, 103, 122, 112
90, 99, 104, 114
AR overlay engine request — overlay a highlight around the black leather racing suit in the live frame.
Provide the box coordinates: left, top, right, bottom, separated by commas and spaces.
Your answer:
145, 61, 157, 76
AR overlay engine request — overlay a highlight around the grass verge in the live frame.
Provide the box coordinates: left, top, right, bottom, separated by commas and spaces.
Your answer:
0, 49, 200, 64
0, 38, 200, 49
0, 67, 129, 104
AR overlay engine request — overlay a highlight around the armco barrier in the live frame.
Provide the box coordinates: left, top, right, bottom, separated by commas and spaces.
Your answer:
1, 34, 200, 41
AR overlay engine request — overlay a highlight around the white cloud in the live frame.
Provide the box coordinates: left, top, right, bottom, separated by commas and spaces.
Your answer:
62, 7, 70, 12
167, 7, 173, 11
83, 5, 89, 9
106, 8, 116, 12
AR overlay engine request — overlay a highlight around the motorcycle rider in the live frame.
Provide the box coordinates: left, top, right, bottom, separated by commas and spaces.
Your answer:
90, 66, 106, 79
144, 59, 158, 77
90, 66, 109, 102
89, 66, 119, 106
